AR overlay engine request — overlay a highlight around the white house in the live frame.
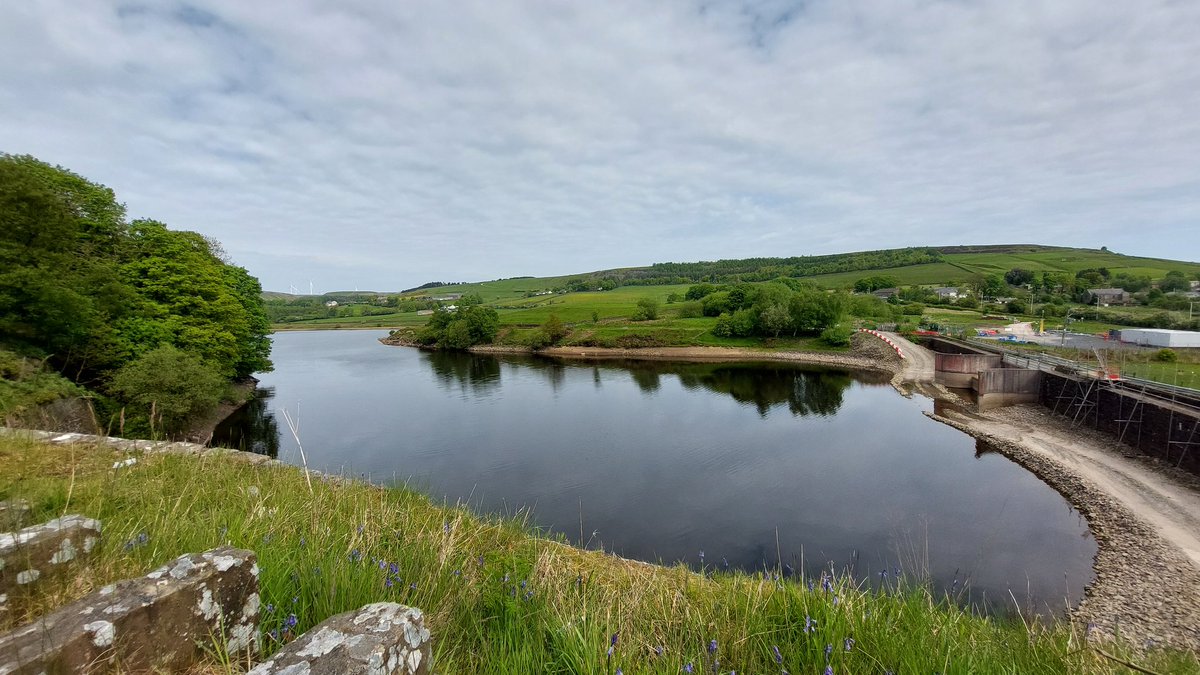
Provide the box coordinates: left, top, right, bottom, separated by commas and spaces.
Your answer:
933, 287, 961, 300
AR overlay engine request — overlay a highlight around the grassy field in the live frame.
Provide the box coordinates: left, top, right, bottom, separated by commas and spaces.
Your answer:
3, 434, 1195, 674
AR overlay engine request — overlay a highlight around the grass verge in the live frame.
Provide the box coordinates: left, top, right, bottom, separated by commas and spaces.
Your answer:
2, 435, 1196, 673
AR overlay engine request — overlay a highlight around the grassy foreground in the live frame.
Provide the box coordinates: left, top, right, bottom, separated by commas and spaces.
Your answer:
2, 435, 1196, 674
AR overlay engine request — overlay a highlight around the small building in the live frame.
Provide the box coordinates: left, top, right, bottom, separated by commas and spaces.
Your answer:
872, 287, 899, 300
1085, 288, 1130, 306
1116, 329, 1200, 348
324, 300, 339, 308
431, 293, 463, 302
932, 287, 961, 300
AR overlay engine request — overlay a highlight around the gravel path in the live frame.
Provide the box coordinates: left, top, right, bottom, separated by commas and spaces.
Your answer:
932, 405, 1200, 650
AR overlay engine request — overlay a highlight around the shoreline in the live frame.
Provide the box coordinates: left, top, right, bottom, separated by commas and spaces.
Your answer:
929, 405, 1200, 649
381, 332, 906, 377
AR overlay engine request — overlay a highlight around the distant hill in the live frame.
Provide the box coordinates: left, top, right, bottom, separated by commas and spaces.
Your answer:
263, 245, 1200, 299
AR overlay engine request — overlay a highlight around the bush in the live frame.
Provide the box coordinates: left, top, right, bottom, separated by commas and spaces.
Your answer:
541, 314, 568, 345
901, 303, 924, 316
109, 345, 226, 435
677, 301, 704, 319
1153, 348, 1178, 363
821, 324, 853, 347
632, 297, 659, 321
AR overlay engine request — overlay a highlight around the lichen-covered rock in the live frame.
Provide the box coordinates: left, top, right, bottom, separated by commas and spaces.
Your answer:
0, 546, 259, 674
0, 514, 101, 600
249, 603, 431, 675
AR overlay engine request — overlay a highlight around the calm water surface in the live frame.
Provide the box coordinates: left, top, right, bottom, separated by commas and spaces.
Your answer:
216, 330, 1095, 613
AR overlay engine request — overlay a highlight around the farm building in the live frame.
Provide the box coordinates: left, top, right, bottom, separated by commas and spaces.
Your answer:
1116, 328, 1200, 348
1085, 288, 1131, 306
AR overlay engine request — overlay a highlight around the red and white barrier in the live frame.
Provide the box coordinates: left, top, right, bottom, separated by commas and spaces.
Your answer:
858, 329, 905, 359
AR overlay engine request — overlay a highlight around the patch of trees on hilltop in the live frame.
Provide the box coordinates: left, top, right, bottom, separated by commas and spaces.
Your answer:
600, 247, 943, 285
0, 154, 272, 435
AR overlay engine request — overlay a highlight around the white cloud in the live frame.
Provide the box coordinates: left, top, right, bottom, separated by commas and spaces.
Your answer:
2, 0, 1197, 291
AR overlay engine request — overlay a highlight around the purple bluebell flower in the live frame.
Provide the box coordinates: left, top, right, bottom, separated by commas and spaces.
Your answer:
824, 667, 833, 675
804, 615, 817, 633
285, 613, 298, 629
389, 562, 399, 575
824, 644, 832, 661
844, 637, 854, 651
385, 577, 394, 588
266, 603, 275, 614
772, 645, 782, 664
654, 646, 664, 657
443, 521, 450, 533
684, 663, 694, 673
707, 639, 717, 654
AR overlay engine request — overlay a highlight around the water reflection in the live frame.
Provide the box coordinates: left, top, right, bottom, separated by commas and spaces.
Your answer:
211, 333, 1096, 616
423, 351, 502, 394
210, 387, 280, 457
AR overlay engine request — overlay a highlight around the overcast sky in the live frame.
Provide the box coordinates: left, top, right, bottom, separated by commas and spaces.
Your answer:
3, 1, 1198, 292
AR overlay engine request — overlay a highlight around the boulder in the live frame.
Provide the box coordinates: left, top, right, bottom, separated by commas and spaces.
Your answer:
249, 603, 431, 675
0, 514, 101, 600
0, 546, 259, 674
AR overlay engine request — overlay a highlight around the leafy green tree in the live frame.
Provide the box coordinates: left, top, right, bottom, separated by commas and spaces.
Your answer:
109, 345, 227, 435
701, 291, 733, 317
1004, 268, 1034, 286
1160, 271, 1190, 292
633, 297, 659, 321
541, 314, 568, 345
685, 284, 718, 301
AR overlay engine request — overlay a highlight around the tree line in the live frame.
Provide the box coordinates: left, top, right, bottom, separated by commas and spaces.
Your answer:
0, 155, 272, 434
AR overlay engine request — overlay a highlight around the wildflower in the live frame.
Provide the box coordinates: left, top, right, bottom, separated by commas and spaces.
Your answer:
707, 639, 717, 654
390, 563, 399, 575
823, 644, 832, 661
299, 537, 306, 547
611, 632, 620, 648
378, 560, 387, 570
443, 521, 450, 533
654, 646, 664, 657
699, 550, 705, 563
803, 616, 817, 633
357, 525, 364, 534
502, 573, 510, 583
824, 667, 833, 675
268, 628, 279, 641
477, 555, 485, 567
684, 663, 694, 673
616, 670, 623, 675
266, 603, 275, 614
832, 595, 838, 607
843, 637, 854, 651
349, 549, 361, 562
772, 645, 782, 664
409, 583, 417, 591
807, 579, 815, 592
285, 613, 298, 629
453, 569, 461, 576
291, 596, 298, 605
385, 577, 394, 588
520, 580, 527, 589
524, 590, 534, 600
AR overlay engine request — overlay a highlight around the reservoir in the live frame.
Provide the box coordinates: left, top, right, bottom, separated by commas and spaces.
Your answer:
215, 329, 1095, 614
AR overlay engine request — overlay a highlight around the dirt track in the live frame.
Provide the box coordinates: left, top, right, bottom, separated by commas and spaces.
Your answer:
933, 404, 1200, 649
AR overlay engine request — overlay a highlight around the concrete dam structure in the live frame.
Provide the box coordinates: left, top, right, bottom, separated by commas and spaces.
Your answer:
925, 337, 1200, 476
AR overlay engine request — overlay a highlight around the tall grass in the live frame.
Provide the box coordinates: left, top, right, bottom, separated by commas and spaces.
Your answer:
1, 435, 1195, 674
